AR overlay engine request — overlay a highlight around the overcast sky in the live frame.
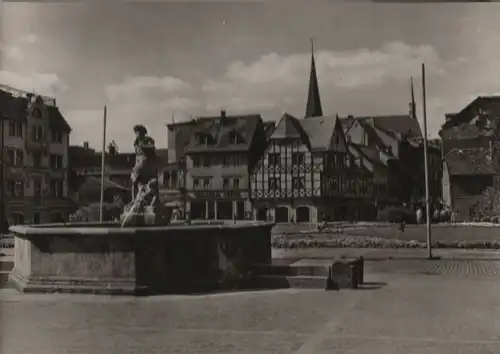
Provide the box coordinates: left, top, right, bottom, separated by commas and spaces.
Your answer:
1, 2, 500, 151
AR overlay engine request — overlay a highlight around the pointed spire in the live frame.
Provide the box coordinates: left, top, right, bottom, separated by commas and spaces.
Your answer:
305, 38, 323, 118
409, 76, 417, 120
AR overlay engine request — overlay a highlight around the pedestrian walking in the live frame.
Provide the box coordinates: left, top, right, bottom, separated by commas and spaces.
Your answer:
416, 208, 423, 224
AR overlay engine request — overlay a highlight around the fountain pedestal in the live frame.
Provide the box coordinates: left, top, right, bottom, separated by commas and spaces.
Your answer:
8, 221, 274, 295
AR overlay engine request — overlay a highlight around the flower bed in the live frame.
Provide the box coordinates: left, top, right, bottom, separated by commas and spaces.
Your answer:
271, 235, 500, 249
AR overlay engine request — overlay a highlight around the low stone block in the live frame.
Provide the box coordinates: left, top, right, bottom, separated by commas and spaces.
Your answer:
347, 257, 364, 285
327, 261, 357, 290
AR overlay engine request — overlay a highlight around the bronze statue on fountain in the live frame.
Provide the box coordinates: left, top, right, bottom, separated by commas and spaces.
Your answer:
120, 124, 171, 226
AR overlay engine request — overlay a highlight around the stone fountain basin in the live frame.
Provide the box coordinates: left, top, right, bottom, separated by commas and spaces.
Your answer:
8, 220, 274, 295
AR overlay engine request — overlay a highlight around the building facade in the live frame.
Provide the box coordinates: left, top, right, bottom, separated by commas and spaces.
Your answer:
250, 114, 373, 223
341, 77, 442, 210
68, 142, 169, 207
0, 86, 72, 225
441, 96, 500, 221
171, 112, 268, 220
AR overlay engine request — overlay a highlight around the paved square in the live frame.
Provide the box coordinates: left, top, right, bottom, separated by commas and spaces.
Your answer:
2, 270, 500, 354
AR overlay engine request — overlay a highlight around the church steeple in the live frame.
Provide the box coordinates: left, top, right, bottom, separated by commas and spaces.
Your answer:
305, 38, 323, 118
409, 76, 417, 120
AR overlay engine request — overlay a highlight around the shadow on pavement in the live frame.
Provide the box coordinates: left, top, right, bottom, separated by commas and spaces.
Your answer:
356, 281, 387, 290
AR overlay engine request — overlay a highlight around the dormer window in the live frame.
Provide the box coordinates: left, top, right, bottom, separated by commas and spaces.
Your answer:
230, 131, 244, 144
197, 133, 215, 145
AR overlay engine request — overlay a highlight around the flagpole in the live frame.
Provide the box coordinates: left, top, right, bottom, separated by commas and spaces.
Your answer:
0, 116, 4, 233
422, 63, 433, 259
99, 105, 107, 223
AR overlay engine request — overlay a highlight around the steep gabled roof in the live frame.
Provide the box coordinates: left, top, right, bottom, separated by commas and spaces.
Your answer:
0, 88, 71, 132
299, 115, 338, 151
357, 114, 422, 139
272, 113, 305, 140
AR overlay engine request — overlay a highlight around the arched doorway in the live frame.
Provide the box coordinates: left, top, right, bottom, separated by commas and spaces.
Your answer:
275, 207, 289, 223
296, 206, 310, 223
9, 213, 24, 226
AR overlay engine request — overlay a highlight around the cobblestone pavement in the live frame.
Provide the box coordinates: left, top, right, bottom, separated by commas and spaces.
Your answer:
365, 260, 500, 277
3, 272, 500, 354
272, 247, 500, 261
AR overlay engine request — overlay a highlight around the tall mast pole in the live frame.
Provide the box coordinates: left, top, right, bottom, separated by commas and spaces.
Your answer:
99, 105, 107, 223
422, 63, 433, 259
0, 115, 4, 233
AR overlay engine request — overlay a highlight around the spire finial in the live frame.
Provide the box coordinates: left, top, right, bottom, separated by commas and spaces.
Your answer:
409, 76, 416, 120
305, 37, 323, 118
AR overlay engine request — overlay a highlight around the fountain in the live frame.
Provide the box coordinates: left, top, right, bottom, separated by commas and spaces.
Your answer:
7, 125, 274, 295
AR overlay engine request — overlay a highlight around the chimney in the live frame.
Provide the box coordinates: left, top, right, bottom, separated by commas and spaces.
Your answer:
83, 141, 89, 150
221, 110, 226, 118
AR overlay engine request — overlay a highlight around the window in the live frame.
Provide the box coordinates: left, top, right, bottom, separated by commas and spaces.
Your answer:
192, 156, 201, 167
292, 177, 305, 190
222, 178, 230, 189
268, 177, 280, 190
6, 149, 23, 166
233, 178, 240, 189
163, 172, 170, 186
203, 178, 211, 189
31, 125, 43, 142
32, 152, 42, 167
268, 153, 280, 165
329, 176, 339, 192
49, 179, 63, 198
197, 133, 215, 145
292, 152, 305, 166
8, 121, 23, 138
223, 155, 241, 166
15, 150, 23, 166
193, 178, 200, 190
335, 135, 340, 145
230, 131, 244, 144
6, 149, 14, 165
51, 130, 63, 144
50, 154, 63, 169
203, 156, 210, 167
9, 213, 24, 225
7, 180, 24, 198
33, 177, 42, 199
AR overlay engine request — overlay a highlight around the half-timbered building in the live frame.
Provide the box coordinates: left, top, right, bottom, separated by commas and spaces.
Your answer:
250, 113, 373, 223
340, 78, 442, 210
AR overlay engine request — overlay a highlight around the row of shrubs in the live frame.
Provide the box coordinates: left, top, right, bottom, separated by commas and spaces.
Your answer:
272, 237, 500, 249
477, 216, 500, 223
